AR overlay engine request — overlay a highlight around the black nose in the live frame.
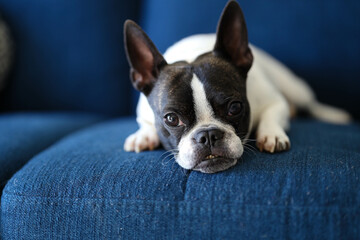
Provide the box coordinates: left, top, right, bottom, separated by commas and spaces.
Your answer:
195, 128, 224, 147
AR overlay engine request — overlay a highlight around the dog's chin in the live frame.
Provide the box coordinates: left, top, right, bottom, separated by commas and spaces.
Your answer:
193, 157, 237, 173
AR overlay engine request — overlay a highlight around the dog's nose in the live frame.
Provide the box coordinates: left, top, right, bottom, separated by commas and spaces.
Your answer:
195, 128, 224, 147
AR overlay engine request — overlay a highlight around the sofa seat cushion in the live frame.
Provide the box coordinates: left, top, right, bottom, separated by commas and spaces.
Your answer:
0, 112, 103, 192
1, 118, 360, 239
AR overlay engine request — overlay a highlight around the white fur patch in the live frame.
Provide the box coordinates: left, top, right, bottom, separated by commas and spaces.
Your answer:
163, 34, 216, 64
191, 74, 214, 122
176, 73, 244, 170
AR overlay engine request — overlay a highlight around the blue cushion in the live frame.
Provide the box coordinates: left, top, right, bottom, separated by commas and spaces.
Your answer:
0, 0, 140, 116
0, 112, 102, 192
2, 118, 359, 239
141, 0, 360, 119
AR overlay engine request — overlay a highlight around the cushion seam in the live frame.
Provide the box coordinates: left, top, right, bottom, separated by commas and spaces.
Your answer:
3, 192, 360, 210
182, 170, 192, 201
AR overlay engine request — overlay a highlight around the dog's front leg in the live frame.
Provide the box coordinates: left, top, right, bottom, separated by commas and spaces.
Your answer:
124, 122, 159, 153
256, 99, 291, 153
124, 94, 160, 153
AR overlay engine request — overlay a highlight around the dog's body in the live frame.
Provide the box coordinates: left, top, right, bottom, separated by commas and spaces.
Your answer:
124, 1, 350, 173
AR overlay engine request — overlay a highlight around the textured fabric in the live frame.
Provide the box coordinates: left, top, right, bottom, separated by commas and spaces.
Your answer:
140, 0, 360, 119
2, 118, 359, 239
0, 112, 103, 193
0, 0, 140, 116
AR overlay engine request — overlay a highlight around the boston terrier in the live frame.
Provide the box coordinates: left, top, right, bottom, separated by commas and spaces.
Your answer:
123, 0, 351, 173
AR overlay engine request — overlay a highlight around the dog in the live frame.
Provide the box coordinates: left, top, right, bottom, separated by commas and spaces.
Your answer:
123, 0, 351, 173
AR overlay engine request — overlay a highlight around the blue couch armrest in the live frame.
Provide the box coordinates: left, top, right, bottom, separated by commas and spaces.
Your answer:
0, 112, 103, 193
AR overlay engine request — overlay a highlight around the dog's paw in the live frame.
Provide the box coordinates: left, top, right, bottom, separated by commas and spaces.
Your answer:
124, 127, 160, 153
256, 128, 290, 153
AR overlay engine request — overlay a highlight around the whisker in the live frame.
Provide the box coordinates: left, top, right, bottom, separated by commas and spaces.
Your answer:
239, 156, 246, 165
243, 144, 259, 157
243, 143, 257, 150
243, 142, 257, 150
159, 149, 178, 159
162, 156, 176, 166
161, 151, 175, 160
159, 149, 179, 165
160, 154, 174, 165
242, 138, 257, 145
171, 160, 186, 175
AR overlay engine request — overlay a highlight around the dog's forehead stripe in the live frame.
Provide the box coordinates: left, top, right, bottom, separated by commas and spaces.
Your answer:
191, 74, 214, 122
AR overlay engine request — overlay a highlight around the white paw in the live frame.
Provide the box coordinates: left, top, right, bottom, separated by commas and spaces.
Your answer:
256, 127, 290, 153
124, 126, 160, 153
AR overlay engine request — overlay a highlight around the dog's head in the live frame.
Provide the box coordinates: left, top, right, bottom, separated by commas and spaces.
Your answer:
124, 1, 253, 173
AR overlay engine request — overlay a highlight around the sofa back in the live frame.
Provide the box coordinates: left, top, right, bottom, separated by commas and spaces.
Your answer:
140, 0, 360, 119
0, 0, 359, 119
0, 0, 140, 116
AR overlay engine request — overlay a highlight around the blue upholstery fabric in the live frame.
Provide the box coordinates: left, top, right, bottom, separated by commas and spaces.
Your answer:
0, 0, 140, 116
141, 0, 360, 119
0, 112, 102, 193
2, 118, 359, 239
0, 0, 359, 239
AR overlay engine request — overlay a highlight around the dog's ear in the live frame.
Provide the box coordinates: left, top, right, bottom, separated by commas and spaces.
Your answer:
124, 20, 167, 95
214, 1, 253, 73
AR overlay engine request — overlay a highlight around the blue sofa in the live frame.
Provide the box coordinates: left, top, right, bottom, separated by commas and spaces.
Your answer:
0, 0, 359, 239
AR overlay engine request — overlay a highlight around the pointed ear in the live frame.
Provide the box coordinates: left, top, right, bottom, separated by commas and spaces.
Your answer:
124, 20, 167, 95
214, 1, 253, 72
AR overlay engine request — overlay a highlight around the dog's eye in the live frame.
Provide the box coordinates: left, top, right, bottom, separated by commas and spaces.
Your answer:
164, 113, 183, 127
228, 102, 242, 116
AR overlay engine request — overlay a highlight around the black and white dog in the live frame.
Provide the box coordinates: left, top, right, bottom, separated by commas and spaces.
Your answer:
123, 1, 350, 173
